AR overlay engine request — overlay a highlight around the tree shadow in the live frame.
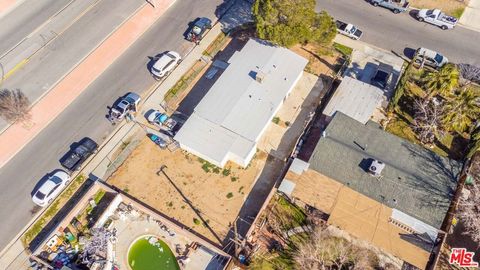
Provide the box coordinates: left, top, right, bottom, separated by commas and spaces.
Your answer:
300, 47, 335, 71
215, 0, 254, 32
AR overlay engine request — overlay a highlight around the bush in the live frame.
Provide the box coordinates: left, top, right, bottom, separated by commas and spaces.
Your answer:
226, 192, 234, 199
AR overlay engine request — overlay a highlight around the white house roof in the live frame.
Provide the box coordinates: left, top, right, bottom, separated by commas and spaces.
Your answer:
175, 39, 307, 166
323, 76, 384, 124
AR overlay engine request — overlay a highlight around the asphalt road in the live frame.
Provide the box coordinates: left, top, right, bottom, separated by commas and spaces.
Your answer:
0, 0, 143, 129
316, 0, 480, 65
0, 0, 225, 251
0, 0, 74, 57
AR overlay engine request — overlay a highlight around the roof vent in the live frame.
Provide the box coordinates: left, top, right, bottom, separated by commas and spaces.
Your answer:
255, 72, 265, 83
368, 159, 385, 177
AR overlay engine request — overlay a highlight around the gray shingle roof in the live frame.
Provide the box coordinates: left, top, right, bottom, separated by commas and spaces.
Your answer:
308, 112, 461, 229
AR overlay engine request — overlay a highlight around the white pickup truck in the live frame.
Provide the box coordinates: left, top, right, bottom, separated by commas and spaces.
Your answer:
335, 20, 363, 40
417, 9, 457, 30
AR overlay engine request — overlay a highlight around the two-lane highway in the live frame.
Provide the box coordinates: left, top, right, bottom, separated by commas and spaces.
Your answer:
0, 0, 225, 251
316, 0, 480, 65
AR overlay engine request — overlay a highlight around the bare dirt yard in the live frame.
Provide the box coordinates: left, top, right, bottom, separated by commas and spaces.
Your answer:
108, 140, 270, 245
409, 0, 468, 17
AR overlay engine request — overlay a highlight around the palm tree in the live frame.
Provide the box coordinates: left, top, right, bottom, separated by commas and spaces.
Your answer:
442, 87, 480, 133
424, 63, 460, 98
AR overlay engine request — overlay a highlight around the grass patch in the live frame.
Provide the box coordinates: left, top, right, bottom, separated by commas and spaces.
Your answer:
164, 61, 207, 102
451, 7, 465, 18
198, 158, 221, 174
193, 218, 201, 225
22, 175, 86, 246
226, 192, 234, 199
123, 187, 130, 193
272, 116, 280, 125
222, 168, 231, 177
203, 32, 229, 57
333, 42, 353, 58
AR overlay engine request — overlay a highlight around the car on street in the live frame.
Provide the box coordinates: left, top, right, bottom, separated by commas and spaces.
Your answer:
151, 51, 181, 79
110, 92, 141, 121
414, 47, 449, 69
370, 0, 409, 14
60, 137, 98, 172
371, 63, 393, 89
32, 170, 71, 207
335, 20, 363, 40
186, 17, 212, 43
417, 9, 457, 30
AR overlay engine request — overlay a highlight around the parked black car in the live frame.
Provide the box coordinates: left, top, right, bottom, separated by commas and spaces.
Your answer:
60, 138, 98, 171
186, 17, 212, 43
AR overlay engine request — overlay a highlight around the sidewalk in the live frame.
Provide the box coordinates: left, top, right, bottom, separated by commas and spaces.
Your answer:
459, 0, 480, 32
0, 0, 176, 169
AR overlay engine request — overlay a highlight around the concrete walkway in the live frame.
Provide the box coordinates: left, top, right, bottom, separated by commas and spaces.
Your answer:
459, 0, 480, 32
0, 0, 176, 169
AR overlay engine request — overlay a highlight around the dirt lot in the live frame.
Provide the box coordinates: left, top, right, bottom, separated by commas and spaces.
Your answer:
410, 0, 468, 17
108, 139, 270, 244
291, 44, 343, 76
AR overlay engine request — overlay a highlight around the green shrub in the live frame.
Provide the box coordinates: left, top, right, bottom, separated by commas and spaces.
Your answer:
226, 192, 234, 199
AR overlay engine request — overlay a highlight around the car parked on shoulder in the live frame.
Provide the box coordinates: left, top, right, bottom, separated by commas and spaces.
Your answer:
414, 47, 449, 69
186, 17, 212, 43
417, 9, 457, 30
32, 170, 71, 207
60, 137, 98, 172
110, 92, 141, 121
335, 20, 363, 40
151, 51, 181, 79
370, 0, 409, 14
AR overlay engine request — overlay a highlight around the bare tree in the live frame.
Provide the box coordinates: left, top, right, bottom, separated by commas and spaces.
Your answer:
411, 98, 444, 145
0, 89, 31, 124
458, 63, 480, 87
457, 182, 480, 243
294, 226, 383, 270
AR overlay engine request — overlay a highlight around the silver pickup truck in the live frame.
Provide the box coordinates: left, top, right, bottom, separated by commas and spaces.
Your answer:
417, 9, 457, 30
370, 0, 409, 14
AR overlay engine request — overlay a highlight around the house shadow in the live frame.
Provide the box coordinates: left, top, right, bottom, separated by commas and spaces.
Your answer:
220, 75, 332, 250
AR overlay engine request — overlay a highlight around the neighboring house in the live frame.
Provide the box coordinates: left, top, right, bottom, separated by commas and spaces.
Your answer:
174, 39, 308, 167
278, 112, 461, 269
322, 76, 385, 124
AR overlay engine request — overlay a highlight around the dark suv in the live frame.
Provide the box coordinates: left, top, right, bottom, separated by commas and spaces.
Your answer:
186, 17, 212, 43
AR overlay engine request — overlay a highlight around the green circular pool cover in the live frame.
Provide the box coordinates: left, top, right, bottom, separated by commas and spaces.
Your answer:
128, 236, 180, 270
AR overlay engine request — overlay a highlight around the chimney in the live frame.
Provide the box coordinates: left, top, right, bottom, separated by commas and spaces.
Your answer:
255, 72, 265, 83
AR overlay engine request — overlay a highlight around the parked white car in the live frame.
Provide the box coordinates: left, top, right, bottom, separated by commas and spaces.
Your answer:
417, 9, 457, 30
32, 170, 71, 207
414, 47, 449, 69
151, 51, 181, 79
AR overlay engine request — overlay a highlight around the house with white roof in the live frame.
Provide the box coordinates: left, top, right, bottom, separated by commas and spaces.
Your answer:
174, 39, 308, 167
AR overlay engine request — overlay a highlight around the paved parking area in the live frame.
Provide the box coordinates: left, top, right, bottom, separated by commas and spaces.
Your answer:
344, 45, 404, 100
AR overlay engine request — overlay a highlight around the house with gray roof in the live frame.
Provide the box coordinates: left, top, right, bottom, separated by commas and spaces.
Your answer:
278, 112, 461, 269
